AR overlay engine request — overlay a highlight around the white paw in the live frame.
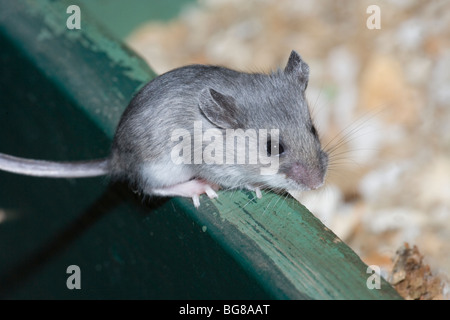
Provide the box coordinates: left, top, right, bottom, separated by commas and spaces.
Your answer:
152, 179, 219, 208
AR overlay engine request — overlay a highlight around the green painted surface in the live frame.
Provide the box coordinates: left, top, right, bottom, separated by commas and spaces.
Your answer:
16, 0, 157, 138
0, 0, 402, 299
77, 0, 197, 40
191, 191, 401, 299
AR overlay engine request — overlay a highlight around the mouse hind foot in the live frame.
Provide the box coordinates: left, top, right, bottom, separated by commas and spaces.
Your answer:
152, 179, 219, 208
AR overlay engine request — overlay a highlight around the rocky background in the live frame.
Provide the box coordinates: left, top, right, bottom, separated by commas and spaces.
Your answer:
126, 0, 449, 299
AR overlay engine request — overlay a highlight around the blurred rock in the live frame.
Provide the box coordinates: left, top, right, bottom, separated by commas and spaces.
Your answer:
359, 54, 419, 127
390, 243, 444, 300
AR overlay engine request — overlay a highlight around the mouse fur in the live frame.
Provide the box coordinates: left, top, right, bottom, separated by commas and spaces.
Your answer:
0, 50, 328, 207
110, 50, 328, 196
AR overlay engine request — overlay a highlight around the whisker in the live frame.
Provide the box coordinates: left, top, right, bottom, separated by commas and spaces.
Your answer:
323, 107, 385, 153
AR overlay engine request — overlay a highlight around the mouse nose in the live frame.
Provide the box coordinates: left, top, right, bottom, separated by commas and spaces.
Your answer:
288, 162, 325, 190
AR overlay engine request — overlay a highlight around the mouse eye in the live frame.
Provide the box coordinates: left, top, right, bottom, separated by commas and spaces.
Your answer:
267, 139, 285, 156
311, 125, 318, 137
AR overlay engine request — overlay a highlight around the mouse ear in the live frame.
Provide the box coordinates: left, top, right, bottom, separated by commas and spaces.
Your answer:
198, 88, 244, 129
284, 50, 309, 90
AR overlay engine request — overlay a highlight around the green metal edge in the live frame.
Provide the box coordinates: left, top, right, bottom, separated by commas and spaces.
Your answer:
188, 191, 402, 299
0, 0, 402, 299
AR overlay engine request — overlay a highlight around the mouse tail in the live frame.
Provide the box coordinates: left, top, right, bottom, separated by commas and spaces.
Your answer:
0, 153, 110, 178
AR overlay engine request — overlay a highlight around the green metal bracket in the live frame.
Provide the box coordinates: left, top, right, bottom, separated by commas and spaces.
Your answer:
0, 0, 401, 299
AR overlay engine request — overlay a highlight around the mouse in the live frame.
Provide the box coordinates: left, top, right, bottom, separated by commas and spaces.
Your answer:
0, 50, 328, 208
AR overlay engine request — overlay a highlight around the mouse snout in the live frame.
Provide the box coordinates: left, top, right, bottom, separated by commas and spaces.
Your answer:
288, 162, 326, 190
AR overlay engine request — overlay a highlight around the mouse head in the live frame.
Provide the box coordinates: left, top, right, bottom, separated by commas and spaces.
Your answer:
198, 50, 328, 192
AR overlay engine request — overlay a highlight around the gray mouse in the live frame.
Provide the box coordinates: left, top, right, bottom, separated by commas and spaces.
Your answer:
0, 50, 328, 207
